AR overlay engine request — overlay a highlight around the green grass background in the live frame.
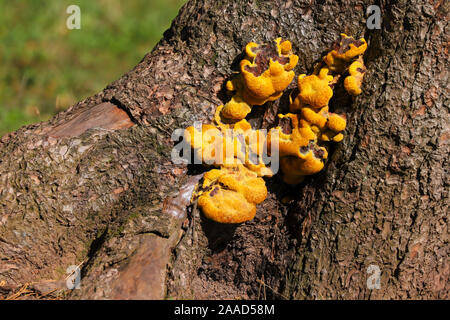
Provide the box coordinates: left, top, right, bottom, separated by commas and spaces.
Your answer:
0, 0, 185, 136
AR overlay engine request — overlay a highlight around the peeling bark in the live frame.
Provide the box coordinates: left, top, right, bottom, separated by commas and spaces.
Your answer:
0, 0, 448, 300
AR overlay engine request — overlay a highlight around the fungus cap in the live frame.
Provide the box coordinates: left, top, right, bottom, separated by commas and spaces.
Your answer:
296, 74, 333, 109
344, 60, 366, 96
197, 166, 267, 223
238, 38, 298, 106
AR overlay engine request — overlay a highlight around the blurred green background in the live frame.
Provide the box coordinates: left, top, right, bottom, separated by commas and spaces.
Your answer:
0, 0, 185, 136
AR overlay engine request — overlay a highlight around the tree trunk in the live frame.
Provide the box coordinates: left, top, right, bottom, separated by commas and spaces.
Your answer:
0, 0, 448, 300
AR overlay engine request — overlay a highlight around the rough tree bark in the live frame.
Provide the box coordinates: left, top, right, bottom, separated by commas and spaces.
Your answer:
0, 0, 448, 300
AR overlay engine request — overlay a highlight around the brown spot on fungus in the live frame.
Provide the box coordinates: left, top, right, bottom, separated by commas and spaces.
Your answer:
279, 117, 293, 134
210, 187, 219, 196
244, 41, 290, 77
334, 35, 365, 54
313, 147, 325, 159
299, 145, 310, 155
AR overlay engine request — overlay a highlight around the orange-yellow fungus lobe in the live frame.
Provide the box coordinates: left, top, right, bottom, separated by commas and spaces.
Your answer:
280, 141, 328, 184
268, 113, 317, 158
217, 38, 298, 124
238, 38, 298, 106
300, 106, 328, 129
219, 94, 252, 120
324, 33, 367, 72
327, 113, 347, 132
344, 60, 366, 96
197, 166, 267, 223
295, 73, 333, 109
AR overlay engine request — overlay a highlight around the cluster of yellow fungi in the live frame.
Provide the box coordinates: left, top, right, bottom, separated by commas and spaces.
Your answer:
184, 34, 367, 224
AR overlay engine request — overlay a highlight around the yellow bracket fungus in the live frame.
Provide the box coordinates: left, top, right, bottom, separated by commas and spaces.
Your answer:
184, 119, 272, 176
183, 34, 368, 223
218, 38, 299, 123
218, 95, 252, 120
276, 34, 366, 184
267, 113, 328, 183
239, 38, 298, 105
291, 71, 334, 110
267, 113, 315, 158
184, 123, 247, 166
344, 59, 367, 96
196, 166, 268, 223
280, 142, 328, 185
324, 33, 367, 72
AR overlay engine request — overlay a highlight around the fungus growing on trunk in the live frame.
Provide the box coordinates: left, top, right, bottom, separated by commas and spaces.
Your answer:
344, 59, 367, 96
183, 34, 368, 222
196, 166, 267, 223
218, 38, 299, 123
